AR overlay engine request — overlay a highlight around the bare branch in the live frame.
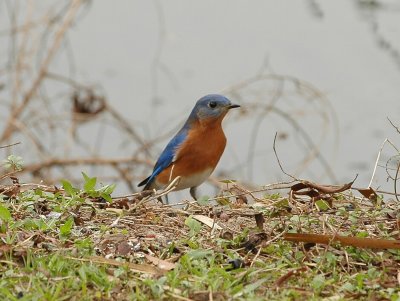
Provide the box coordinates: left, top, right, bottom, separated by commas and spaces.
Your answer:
273, 132, 297, 180
0, 0, 83, 143
0, 142, 21, 149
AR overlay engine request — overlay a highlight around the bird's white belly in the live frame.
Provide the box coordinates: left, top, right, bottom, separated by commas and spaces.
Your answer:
155, 167, 213, 191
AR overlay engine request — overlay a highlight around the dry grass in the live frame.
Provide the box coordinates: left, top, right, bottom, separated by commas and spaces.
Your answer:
0, 176, 399, 300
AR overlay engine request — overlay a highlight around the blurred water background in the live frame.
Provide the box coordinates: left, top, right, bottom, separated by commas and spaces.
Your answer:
0, 0, 399, 199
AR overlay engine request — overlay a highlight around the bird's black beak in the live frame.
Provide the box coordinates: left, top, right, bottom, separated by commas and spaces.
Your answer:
228, 104, 240, 109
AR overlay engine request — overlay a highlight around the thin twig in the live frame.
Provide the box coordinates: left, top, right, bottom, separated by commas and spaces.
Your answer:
0, 0, 83, 143
0, 170, 21, 181
0, 142, 20, 149
368, 139, 388, 188
250, 230, 286, 268
129, 176, 181, 211
273, 132, 296, 180
387, 117, 400, 134
20, 157, 149, 175
395, 162, 400, 202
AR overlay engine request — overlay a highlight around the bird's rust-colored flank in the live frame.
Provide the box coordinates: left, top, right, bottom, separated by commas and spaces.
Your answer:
156, 114, 227, 185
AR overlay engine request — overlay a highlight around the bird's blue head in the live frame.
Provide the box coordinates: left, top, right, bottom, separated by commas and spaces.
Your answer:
189, 94, 240, 121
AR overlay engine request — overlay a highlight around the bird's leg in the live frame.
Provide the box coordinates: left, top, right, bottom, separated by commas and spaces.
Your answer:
190, 186, 197, 200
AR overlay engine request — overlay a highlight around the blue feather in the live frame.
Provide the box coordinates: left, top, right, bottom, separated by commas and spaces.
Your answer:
138, 126, 188, 188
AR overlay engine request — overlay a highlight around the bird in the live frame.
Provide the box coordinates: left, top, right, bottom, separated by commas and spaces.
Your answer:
138, 94, 240, 200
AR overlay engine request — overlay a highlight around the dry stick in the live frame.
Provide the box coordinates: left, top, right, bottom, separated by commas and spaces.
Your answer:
0, 6, 51, 36
111, 163, 136, 192
0, 0, 82, 144
105, 104, 150, 154
11, 1, 34, 112
368, 139, 388, 188
250, 230, 286, 268
188, 181, 294, 205
367, 138, 399, 188
395, 162, 400, 202
0, 170, 21, 181
273, 107, 337, 182
374, 189, 400, 197
44, 72, 150, 153
20, 157, 148, 175
284, 233, 400, 249
222, 73, 339, 182
273, 132, 297, 180
388, 117, 400, 135
11, 119, 48, 156
0, 142, 20, 149
129, 176, 181, 212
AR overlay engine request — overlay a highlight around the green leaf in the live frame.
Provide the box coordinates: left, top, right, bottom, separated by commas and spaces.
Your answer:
355, 273, 365, 289
186, 249, 213, 259
266, 193, 281, 200
196, 195, 210, 206
216, 197, 231, 206
185, 216, 201, 237
219, 179, 236, 184
274, 199, 289, 208
238, 278, 268, 296
3, 155, 23, 171
315, 200, 330, 211
100, 184, 116, 195
82, 172, 97, 192
339, 282, 355, 292
60, 217, 74, 237
311, 274, 326, 290
99, 184, 116, 202
0, 205, 11, 221
356, 231, 369, 238
185, 239, 199, 249
101, 193, 112, 203
61, 179, 75, 197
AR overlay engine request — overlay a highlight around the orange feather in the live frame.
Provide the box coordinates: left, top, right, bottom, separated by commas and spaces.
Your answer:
156, 114, 227, 185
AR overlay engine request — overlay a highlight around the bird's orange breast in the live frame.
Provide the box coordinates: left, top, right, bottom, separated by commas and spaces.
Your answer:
156, 115, 227, 186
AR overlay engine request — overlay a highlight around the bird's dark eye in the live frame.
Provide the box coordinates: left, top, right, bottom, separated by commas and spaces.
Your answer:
208, 101, 217, 108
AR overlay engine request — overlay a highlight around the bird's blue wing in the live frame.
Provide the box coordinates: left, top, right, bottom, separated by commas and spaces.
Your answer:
138, 127, 188, 188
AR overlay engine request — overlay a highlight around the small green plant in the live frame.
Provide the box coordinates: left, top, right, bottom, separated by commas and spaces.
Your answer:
0, 205, 11, 222
184, 216, 202, 237
60, 173, 116, 202
3, 154, 23, 171
59, 217, 74, 239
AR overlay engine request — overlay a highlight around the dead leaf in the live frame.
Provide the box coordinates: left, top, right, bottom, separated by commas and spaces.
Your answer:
357, 187, 378, 202
116, 241, 133, 256
192, 215, 222, 230
144, 254, 176, 271
292, 178, 354, 195
220, 231, 233, 240
0, 244, 12, 257
72, 89, 106, 116
229, 187, 248, 204
241, 232, 268, 253
254, 213, 265, 230
219, 212, 229, 221
112, 198, 130, 209
284, 233, 400, 249
275, 266, 308, 287
0, 184, 20, 198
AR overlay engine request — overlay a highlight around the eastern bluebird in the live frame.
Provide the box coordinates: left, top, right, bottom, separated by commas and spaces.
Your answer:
138, 94, 240, 200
